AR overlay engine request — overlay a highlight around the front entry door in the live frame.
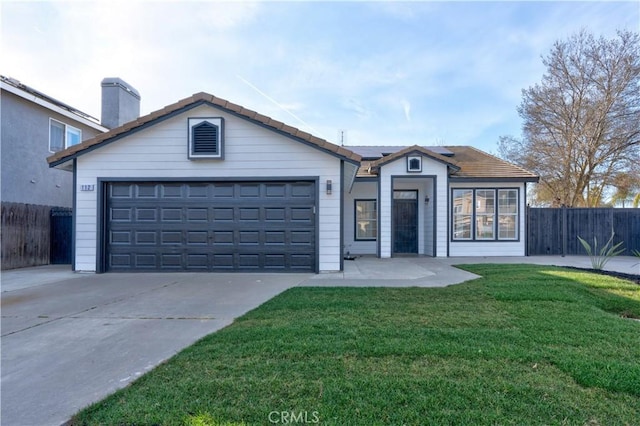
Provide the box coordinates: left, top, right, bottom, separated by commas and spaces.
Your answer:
393, 190, 418, 254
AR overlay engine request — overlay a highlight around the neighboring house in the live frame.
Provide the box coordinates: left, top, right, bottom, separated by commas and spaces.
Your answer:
1, 76, 138, 269
0, 76, 108, 269
47, 91, 538, 273
1, 75, 107, 208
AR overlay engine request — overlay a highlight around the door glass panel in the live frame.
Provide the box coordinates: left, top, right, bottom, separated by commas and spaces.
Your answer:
393, 191, 417, 199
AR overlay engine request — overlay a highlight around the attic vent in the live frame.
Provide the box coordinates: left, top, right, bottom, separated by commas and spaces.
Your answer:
188, 117, 224, 159
407, 155, 422, 172
193, 122, 218, 153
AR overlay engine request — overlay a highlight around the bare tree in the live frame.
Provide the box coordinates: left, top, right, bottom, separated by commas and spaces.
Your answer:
499, 30, 640, 207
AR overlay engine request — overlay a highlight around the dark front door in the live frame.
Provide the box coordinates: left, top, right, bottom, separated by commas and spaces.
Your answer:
393, 190, 418, 254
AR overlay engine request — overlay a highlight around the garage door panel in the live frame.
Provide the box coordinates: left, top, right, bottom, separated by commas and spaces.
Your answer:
160, 254, 182, 268
161, 231, 182, 245
187, 254, 209, 269
212, 231, 234, 244
135, 231, 157, 245
110, 231, 131, 245
136, 208, 157, 221
213, 208, 234, 221
109, 253, 131, 268
187, 184, 208, 198
239, 208, 260, 221
110, 184, 133, 198
265, 184, 286, 197
187, 208, 208, 222
161, 208, 182, 221
110, 208, 132, 222
105, 181, 316, 272
160, 184, 183, 198
136, 184, 158, 198
187, 231, 208, 245
291, 207, 314, 222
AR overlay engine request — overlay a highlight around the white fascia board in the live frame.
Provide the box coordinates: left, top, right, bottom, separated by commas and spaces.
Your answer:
1, 82, 108, 133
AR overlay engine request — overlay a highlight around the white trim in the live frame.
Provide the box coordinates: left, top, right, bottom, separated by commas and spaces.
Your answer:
188, 117, 223, 159
1, 81, 107, 132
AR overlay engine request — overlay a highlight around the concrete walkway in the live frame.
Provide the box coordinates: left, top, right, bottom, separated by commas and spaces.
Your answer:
301, 256, 481, 286
301, 255, 639, 287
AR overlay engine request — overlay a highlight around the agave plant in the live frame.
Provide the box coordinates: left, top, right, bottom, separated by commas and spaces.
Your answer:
577, 232, 625, 270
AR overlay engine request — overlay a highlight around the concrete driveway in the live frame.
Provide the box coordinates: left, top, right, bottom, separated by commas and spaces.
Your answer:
3, 256, 637, 425
1, 266, 310, 426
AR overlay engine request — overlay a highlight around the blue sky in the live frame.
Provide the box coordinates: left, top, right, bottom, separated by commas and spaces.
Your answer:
2, 1, 638, 154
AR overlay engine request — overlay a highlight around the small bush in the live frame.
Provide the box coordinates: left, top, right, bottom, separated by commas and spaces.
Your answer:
577, 232, 625, 270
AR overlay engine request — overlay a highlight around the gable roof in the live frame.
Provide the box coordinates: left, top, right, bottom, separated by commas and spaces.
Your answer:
47, 92, 361, 168
368, 145, 460, 171
349, 145, 454, 160
354, 145, 538, 182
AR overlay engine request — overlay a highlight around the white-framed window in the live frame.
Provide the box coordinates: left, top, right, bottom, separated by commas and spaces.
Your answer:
188, 117, 224, 159
355, 199, 377, 240
475, 189, 495, 239
49, 118, 82, 152
498, 189, 518, 240
452, 188, 519, 241
452, 189, 473, 240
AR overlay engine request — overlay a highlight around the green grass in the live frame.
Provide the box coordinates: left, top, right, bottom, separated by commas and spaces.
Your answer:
72, 265, 640, 426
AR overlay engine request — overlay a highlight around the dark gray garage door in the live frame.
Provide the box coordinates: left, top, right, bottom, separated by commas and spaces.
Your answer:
105, 181, 316, 272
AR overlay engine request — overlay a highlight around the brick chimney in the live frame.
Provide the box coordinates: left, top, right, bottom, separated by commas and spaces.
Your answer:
101, 77, 140, 129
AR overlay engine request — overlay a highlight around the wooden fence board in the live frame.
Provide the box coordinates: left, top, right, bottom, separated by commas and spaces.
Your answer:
527, 207, 640, 256
1, 202, 51, 269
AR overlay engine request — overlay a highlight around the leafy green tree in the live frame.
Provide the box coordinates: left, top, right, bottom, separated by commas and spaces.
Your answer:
499, 30, 640, 207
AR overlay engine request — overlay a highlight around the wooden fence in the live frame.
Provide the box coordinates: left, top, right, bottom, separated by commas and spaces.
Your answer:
1, 203, 73, 270
1, 202, 51, 269
527, 207, 640, 256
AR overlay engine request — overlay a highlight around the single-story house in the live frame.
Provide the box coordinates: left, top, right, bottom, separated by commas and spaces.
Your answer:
47, 91, 538, 273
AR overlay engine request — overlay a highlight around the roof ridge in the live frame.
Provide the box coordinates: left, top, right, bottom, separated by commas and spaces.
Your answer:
369, 144, 459, 170
48, 91, 361, 166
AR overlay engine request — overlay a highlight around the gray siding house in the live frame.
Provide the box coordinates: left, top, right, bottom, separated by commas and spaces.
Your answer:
1, 76, 138, 269
48, 91, 538, 274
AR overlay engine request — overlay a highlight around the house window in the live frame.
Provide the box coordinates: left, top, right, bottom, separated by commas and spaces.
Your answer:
355, 200, 377, 240
452, 188, 519, 241
475, 189, 495, 239
407, 155, 422, 172
498, 189, 518, 240
49, 118, 82, 152
188, 117, 224, 159
452, 189, 473, 240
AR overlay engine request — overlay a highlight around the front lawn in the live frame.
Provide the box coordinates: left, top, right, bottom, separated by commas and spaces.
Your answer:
72, 265, 640, 425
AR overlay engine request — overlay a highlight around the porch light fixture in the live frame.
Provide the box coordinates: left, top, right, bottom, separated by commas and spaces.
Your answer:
424, 195, 430, 204
326, 179, 332, 195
